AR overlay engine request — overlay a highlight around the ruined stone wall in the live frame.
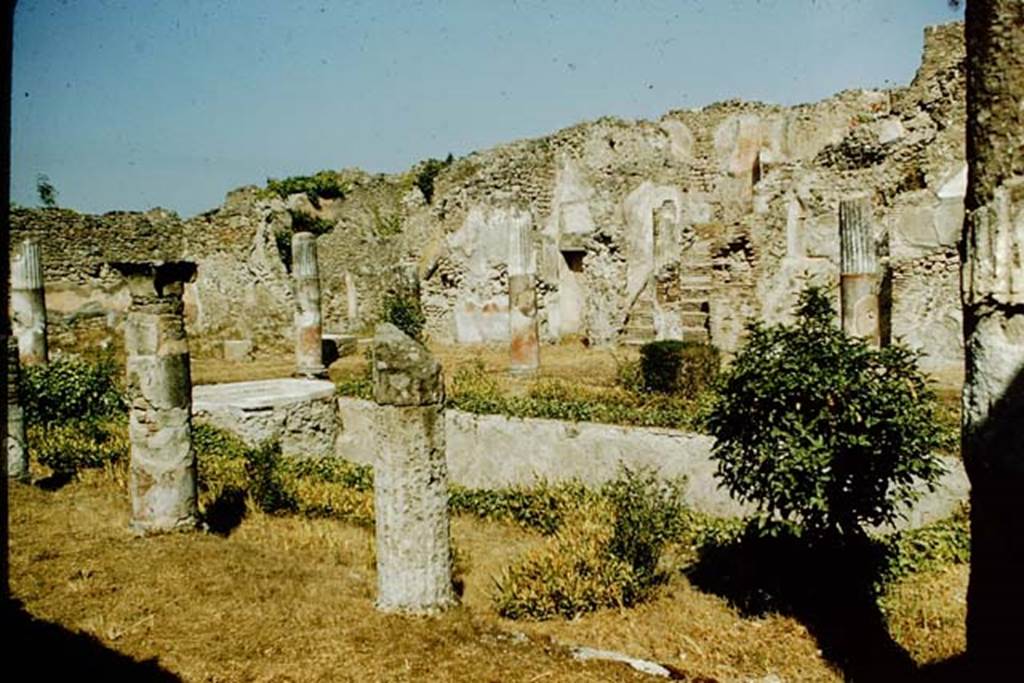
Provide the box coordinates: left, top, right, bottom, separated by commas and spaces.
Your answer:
10, 22, 966, 374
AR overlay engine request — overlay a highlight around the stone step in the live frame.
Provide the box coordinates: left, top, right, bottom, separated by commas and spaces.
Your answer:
681, 328, 710, 343
680, 276, 713, 287
680, 312, 709, 327
678, 299, 708, 313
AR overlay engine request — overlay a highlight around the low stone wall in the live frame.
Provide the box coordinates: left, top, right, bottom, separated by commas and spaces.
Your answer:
336, 397, 969, 527
193, 379, 340, 459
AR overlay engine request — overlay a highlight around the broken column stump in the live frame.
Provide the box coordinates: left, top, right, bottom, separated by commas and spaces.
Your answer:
6, 337, 29, 482
292, 232, 326, 378
10, 238, 49, 365
839, 195, 881, 346
508, 211, 540, 375
112, 261, 198, 535
371, 323, 456, 614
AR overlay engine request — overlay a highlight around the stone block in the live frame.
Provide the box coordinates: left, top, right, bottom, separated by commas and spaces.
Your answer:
223, 339, 253, 362
192, 378, 339, 458
372, 323, 443, 407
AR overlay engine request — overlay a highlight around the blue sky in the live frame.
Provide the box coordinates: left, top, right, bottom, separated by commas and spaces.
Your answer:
11, 0, 964, 217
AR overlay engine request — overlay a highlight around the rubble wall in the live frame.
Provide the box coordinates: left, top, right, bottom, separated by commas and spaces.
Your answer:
10, 22, 966, 374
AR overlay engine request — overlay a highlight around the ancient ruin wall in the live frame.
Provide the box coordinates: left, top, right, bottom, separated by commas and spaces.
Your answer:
10, 22, 966, 374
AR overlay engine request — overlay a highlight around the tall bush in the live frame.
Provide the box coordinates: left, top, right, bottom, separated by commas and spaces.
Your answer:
21, 353, 125, 426
639, 340, 719, 396
705, 287, 945, 538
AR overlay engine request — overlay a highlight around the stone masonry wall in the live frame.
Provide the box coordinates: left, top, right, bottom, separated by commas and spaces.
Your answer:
9, 22, 966, 374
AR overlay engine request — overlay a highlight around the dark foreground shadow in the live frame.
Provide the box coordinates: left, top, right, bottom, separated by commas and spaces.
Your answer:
686, 527, 920, 682
3, 600, 181, 681
201, 486, 247, 536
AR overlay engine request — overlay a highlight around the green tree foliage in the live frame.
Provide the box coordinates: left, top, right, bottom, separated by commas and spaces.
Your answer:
36, 173, 58, 208
705, 287, 945, 538
264, 170, 349, 208
382, 292, 426, 341
413, 154, 453, 204
21, 354, 125, 426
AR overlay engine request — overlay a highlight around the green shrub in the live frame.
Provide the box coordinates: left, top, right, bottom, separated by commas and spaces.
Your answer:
414, 155, 453, 204
29, 418, 129, 474
22, 353, 125, 426
639, 340, 719, 395
492, 467, 687, 620
265, 170, 349, 208
493, 504, 642, 620
602, 468, 687, 584
288, 209, 335, 235
382, 292, 425, 341
705, 286, 946, 538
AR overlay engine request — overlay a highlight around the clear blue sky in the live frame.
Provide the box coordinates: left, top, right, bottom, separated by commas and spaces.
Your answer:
10, 0, 964, 218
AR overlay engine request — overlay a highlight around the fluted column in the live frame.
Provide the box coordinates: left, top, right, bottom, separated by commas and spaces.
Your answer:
292, 232, 325, 378
113, 261, 198, 535
372, 323, 455, 614
839, 196, 880, 346
508, 212, 540, 375
10, 238, 48, 365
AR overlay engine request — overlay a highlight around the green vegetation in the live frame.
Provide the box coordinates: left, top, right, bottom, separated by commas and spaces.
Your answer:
274, 209, 335, 271
414, 154, 453, 204
21, 354, 125, 427
492, 467, 688, 620
706, 286, 946, 538
444, 361, 708, 431
639, 340, 720, 395
288, 209, 335, 235
36, 173, 58, 208
264, 170, 349, 208
382, 290, 426, 341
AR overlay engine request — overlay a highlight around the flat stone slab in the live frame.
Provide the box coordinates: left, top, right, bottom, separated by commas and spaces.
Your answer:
193, 379, 338, 458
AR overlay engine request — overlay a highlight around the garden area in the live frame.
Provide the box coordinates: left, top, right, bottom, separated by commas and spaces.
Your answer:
8, 289, 971, 681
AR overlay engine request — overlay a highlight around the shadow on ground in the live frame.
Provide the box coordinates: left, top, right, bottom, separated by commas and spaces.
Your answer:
685, 526, 970, 681
4, 600, 181, 681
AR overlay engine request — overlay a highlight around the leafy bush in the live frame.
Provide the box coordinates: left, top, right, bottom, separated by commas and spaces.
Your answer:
705, 287, 946, 538
288, 209, 335, 235
414, 155, 453, 204
265, 170, 349, 208
22, 353, 125, 426
602, 468, 687, 584
382, 292, 425, 341
613, 356, 645, 393
29, 418, 129, 475
493, 504, 642, 620
639, 340, 720, 395
492, 466, 687, 620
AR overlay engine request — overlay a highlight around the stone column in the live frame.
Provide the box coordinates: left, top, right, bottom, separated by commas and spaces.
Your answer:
10, 238, 48, 365
961, 1, 1024, 672
839, 195, 880, 346
113, 261, 198, 535
371, 323, 455, 614
292, 232, 325, 378
6, 338, 28, 482
508, 213, 540, 374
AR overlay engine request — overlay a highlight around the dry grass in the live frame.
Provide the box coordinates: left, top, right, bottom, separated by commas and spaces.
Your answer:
9, 470, 970, 682
880, 565, 969, 666
9, 476, 649, 682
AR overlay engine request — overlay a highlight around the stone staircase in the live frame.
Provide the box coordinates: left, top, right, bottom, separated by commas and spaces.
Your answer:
622, 246, 714, 346
678, 244, 713, 344
622, 285, 657, 345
